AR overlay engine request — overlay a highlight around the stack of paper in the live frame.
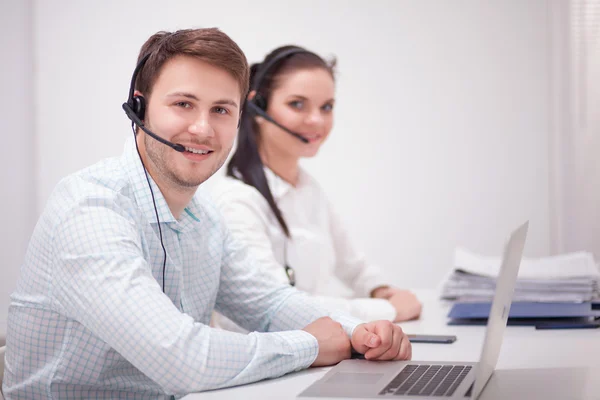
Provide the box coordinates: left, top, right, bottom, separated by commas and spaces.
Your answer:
441, 249, 600, 303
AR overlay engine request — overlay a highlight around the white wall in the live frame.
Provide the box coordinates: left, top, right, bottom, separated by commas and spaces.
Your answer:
34, 0, 551, 289
549, 0, 600, 260
0, 0, 35, 325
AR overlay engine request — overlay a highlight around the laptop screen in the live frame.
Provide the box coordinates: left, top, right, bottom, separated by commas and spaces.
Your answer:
471, 221, 529, 399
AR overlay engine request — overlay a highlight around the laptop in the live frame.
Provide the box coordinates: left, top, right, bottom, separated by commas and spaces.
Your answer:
298, 221, 529, 399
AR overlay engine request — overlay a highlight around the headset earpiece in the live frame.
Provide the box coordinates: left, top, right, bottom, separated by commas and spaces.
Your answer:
253, 94, 267, 111
132, 95, 146, 121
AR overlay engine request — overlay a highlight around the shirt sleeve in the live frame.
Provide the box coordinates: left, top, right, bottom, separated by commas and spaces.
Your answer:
214, 219, 363, 336
49, 198, 354, 396
327, 200, 391, 298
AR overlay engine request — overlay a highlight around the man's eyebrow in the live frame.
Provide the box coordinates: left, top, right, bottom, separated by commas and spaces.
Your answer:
166, 93, 238, 109
166, 92, 199, 101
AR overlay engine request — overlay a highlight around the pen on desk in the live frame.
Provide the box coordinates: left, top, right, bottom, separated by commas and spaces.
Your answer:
407, 334, 457, 344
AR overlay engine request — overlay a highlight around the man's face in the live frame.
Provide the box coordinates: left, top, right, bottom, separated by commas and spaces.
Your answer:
140, 55, 241, 189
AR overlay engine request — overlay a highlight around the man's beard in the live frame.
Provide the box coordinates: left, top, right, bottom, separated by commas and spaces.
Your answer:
142, 130, 231, 189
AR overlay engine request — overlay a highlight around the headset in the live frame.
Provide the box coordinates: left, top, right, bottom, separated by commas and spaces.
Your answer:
122, 51, 176, 293
245, 47, 316, 145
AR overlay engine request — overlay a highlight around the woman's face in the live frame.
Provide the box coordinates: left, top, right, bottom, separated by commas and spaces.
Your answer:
256, 68, 335, 160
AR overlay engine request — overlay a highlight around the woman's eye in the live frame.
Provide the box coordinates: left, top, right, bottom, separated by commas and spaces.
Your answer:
289, 100, 304, 110
175, 101, 191, 109
214, 107, 229, 115
322, 103, 334, 112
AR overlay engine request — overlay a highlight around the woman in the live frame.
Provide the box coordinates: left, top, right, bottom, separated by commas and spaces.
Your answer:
210, 46, 421, 330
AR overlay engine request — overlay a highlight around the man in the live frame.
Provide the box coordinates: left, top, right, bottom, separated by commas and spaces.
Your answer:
3, 28, 411, 399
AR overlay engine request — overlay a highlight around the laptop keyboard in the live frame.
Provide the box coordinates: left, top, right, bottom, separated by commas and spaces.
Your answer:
379, 364, 472, 397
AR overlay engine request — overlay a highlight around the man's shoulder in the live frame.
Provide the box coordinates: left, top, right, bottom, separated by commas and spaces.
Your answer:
46, 156, 134, 219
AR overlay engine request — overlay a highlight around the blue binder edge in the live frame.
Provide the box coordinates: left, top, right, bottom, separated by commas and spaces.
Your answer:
448, 301, 600, 319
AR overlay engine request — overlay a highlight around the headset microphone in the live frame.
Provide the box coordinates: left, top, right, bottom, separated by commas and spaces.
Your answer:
122, 102, 186, 152
246, 100, 309, 144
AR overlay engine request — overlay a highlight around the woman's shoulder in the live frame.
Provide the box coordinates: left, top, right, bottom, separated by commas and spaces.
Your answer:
208, 174, 269, 209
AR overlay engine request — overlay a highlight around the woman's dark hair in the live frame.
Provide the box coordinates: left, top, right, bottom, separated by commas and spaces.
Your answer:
226, 45, 336, 237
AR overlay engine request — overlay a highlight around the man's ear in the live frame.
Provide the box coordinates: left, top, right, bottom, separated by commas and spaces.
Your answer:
247, 90, 257, 101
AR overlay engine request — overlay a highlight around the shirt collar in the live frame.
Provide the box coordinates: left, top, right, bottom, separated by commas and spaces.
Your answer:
179, 193, 202, 233
263, 166, 309, 200
122, 136, 201, 233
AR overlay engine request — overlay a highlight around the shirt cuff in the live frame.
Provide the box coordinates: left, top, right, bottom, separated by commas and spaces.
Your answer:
357, 278, 391, 298
349, 298, 397, 322
329, 311, 364, 338
270, 330, 319, 371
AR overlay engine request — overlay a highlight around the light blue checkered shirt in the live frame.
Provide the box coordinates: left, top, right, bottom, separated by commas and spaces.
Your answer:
3, 137, 362, 399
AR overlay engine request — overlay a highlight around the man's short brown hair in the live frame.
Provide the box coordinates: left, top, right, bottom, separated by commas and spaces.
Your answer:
135, 28, 249, 103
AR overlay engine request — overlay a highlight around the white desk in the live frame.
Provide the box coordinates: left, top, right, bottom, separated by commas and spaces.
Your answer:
183, 290, 600, 399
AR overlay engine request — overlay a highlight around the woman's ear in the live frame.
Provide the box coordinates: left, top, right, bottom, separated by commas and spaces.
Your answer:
246, 90, 265, 124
